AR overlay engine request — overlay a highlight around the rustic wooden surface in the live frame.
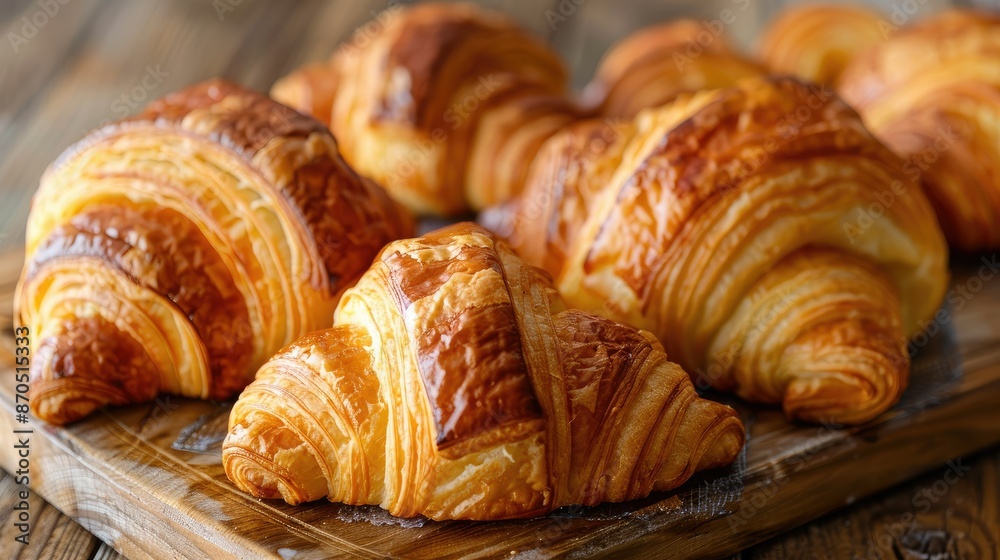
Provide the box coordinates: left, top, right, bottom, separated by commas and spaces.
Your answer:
1, 0, 999, 558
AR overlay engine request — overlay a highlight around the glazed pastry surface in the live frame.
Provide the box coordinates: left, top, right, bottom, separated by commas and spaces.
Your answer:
17, 79, 413, 424
223, 223, 744, 520
840, 9, 1000, 251
490, 76, 948, 425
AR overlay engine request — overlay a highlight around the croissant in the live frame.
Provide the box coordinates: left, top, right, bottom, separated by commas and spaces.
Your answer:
487, 76, 948, 425
222, 223, 744, 520
272, 3, 581, 215
16, 79, 413, 425
759, 4, 887, 85
582, 20, 764, 118
839, 9, 1000, 251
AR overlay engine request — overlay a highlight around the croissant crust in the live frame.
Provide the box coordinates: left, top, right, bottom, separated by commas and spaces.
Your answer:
223, 223, 744, 520
272, 3, 576, 216
17, 79, 413, 424
839, 10, 1000, 251
492, 76, 948, 425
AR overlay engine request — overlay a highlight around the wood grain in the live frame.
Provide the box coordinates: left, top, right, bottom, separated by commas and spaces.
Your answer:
0, 471, 100, 559
744, 449, 1000, 559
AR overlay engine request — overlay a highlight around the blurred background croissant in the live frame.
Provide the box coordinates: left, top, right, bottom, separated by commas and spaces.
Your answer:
271, 0, 1000, 257
760, 5, 1000, 252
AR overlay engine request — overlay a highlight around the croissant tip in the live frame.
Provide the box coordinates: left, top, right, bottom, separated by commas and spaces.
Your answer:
30, 398, 101, 426
782, 375, 900, 426
222, 445, 315, 506
695, 407, 746, 471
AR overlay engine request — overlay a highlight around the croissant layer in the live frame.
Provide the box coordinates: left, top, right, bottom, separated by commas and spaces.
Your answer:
491, 76, 948, 424
223, 223, 744, 520
840, 10, 1000, 251
17, 79, 413, 424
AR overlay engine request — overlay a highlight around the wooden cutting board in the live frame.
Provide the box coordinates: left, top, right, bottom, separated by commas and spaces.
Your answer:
1, 250, 999, 560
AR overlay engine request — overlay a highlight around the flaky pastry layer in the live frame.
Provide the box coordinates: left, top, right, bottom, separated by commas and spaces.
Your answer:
223, 224, 744, 520
17, 80, 412, 424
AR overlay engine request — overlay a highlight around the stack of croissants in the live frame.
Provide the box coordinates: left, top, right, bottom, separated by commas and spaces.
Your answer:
15, 2, 998, 520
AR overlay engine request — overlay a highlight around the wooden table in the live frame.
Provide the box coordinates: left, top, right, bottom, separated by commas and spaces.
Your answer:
0, 0, 997, 558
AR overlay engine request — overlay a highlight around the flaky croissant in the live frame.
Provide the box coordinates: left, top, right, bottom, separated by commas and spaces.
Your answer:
16, 80, 413, 425
758, 4, 887, 85
839, 9, 1000, 251
487, 76, 948, 425
582, 20, 764, 119
222, 223, 744, 520
272, 3, 580, 215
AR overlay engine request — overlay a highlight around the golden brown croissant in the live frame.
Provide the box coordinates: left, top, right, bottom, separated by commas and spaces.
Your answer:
839, 9, 1000, 251
16, 79, 413, 425
582, 20, 764, 118
222, 223, 744, 520
272, 3, 581, 216
759, 4, 887, 85
488, 76, 948, 425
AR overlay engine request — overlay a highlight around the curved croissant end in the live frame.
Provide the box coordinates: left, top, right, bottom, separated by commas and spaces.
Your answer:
583, 20, 764, 119
17, 79, 413, 425
271, 3, 578, 216
497, 76, 948, 424
839, 10, 1000, 251
759, 4, 886, 85
223, 223, 744, 520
